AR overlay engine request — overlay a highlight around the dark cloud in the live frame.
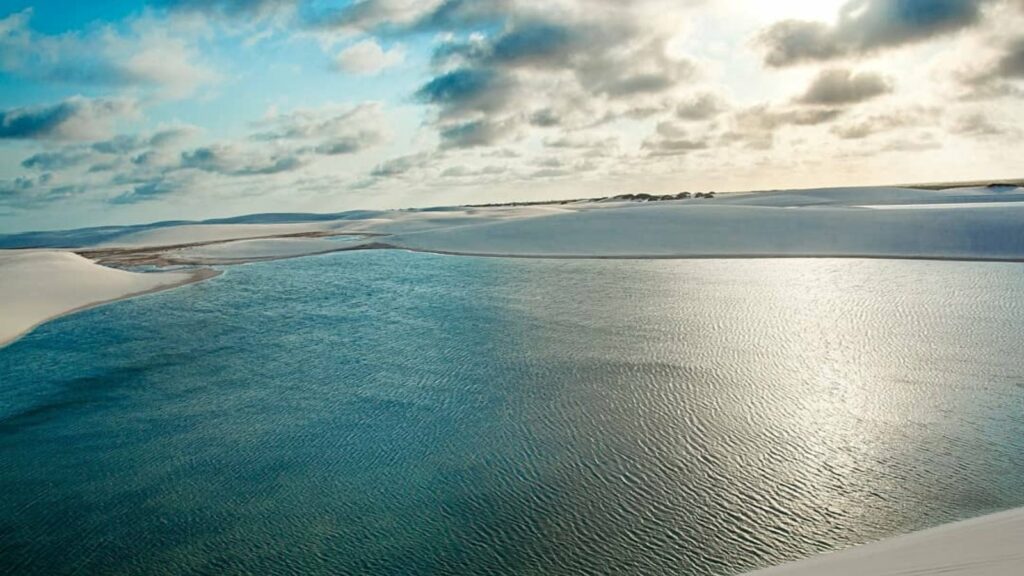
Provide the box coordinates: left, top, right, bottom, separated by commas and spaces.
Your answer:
992, 37, 1024, 78
312, 138, 365, 155
110, 179, 185, 205
642, 137, 709, 157
0, 174, 80, 208
414, 69, 508, 116
440, 164, 507, 178
181, 145, 304, 176
439, 119, 517, 149
641, 121, 710, 156
950, 112, 1015, 137
405, 5, 698, 148
159, 0, 297, 18
760, 0, 993, 67
313, 0, 506, 35
676, 93, 727, 121
0, 97, 136, 141
370, 153, 433, 178
797, 69, 892, 105
21, 149, 92, 171
490, 21, 574, 65
88, 127, 197, 155
742, 106, 845, 128
960, 37, 1024, 98
528, 108, 561, 127
0, 176, 35, 200
720, 105, 846, 150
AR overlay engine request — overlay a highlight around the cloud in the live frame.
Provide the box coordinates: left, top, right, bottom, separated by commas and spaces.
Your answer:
950, 111, 1016, 137
334, 39, 405, 75
91, 126, 200, 154
313, 0, 504, 35
414, 68, 509, 116
760, 0, 994, 67
110, 178, 187, 205
403, 3, 700, 150
994, 37, 1024, 78
251, 102, 387, 154
180, 144, 305, 176
0, 174, 86, 208
675, 93, 727, 121
21, 149, 93, 171
0, 97, 139, 141
830, 106, 936, 139
439, 118, 518, 149
161, 0, 297, 18
543, 134, 618, 150
720, 104, 846, 149
0, 9, 218, 99
0, 176, 35, 203
440, 164, 507, 178
959, 36, 1024, 98
643, 136, 709, 157
797, 69, 892, 105
879, 132, 942, 152
370, 152, 433, 177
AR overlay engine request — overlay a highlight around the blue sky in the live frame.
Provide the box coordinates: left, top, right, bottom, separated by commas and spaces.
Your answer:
1, 0, 1022, 232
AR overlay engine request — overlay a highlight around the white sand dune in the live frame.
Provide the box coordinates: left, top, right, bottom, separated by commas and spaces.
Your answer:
385, 196, 1024, 260
76, 186, 1024, 262
741, 508, 1024, 576
0, 251, 215, 347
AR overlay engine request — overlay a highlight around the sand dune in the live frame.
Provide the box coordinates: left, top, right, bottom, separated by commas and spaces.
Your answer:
741, 508, 1024, 576
0, 251, 216, 347
382, 188, 1024, 261
72, 185, 1024, 262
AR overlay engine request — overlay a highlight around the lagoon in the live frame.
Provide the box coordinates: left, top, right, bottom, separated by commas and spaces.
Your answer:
2, 251, 1023, 575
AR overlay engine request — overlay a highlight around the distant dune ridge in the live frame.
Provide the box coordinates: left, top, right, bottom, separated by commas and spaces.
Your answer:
2, 183, 1024, 574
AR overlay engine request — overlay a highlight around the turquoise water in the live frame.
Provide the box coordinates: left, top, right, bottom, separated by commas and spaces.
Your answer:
2, 251, 1024, 575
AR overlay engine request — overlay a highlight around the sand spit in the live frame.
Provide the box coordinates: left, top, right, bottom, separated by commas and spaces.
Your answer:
0, 251, 218, 348
80, 232, 378, 267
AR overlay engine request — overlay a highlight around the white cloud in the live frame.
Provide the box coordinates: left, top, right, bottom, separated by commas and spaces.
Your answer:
334, 39, 405, 75
0, 9, 218, 99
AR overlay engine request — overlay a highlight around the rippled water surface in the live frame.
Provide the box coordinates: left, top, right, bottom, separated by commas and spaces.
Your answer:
2, 252, 1024, 575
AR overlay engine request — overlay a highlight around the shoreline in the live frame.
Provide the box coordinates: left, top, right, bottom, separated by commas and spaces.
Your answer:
0, 265, 220, 350
740, 507, 1024, 575
364, 243, 1024, 264
5, 241, 1024, 351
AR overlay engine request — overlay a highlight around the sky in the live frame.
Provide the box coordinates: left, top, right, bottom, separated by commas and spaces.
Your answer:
1, 0, 1022, 232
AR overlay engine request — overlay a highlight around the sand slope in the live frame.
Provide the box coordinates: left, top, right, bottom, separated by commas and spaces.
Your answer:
0, 251, 214, 347
741, 508, 1024, 576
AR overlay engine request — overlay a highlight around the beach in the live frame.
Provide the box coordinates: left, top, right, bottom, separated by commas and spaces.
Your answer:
742, 508, 1024, 576
0, 250, 218, 348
